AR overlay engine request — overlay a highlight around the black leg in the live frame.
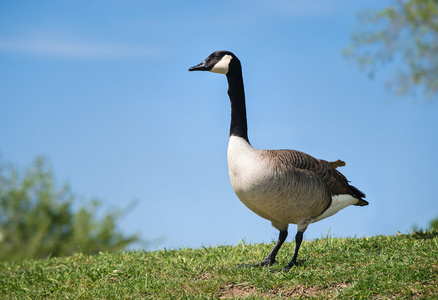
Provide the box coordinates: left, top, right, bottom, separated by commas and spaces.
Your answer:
257, 230, 288, 267
239, 230, 288, 268
282, 231, 303, 271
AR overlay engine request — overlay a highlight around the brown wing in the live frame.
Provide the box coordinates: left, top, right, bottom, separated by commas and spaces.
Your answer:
264, 149, 367, 204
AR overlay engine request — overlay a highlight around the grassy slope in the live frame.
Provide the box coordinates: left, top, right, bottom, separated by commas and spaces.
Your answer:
1, 230, 437, 299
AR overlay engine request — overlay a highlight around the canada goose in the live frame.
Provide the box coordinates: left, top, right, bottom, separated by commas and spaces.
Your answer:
189, 50, 368, 271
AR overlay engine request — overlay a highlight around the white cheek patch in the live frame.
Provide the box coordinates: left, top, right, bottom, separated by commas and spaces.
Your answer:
211, 54, 233, 74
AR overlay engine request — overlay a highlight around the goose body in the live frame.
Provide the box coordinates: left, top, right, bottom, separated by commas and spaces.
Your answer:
228, 135, 361, 231
189, 50, 367, 270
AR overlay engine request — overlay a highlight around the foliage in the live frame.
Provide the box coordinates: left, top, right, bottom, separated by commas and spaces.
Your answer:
345, 0, 438, 98
431, 216, 438, 230
0, 230, 437, 299
0, 157, 139, 262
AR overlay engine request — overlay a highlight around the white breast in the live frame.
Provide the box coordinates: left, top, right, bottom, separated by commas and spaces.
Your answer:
227, 136, 279, 220
227, 136, 264, 193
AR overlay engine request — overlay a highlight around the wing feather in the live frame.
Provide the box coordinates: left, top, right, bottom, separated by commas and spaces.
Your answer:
263, 149, 367, 204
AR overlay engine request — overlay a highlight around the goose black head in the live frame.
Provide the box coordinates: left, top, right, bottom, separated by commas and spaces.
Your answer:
189, 50, 238, 75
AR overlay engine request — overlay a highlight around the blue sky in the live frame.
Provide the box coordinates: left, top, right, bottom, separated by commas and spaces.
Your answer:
1, 0, 437, 251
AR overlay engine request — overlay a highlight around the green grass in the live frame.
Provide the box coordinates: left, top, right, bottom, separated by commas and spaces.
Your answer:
1, 230, 437, 299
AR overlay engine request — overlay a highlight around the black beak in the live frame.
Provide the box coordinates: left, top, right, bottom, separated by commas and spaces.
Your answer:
188, 60, 209, 71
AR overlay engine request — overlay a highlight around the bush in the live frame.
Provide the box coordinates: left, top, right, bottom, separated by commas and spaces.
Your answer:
0, 156, 139, 261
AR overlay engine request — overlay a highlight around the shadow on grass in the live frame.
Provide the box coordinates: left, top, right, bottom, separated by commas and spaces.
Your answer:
409, 229, 438, 240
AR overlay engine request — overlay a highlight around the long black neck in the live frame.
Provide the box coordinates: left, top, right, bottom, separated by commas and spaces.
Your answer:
226, 64, 249, 143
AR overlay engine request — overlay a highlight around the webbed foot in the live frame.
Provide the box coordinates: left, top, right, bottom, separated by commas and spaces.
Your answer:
238, 258, 276, 268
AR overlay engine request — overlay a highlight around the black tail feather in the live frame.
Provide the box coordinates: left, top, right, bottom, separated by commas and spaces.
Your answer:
349, 185, 368, 206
